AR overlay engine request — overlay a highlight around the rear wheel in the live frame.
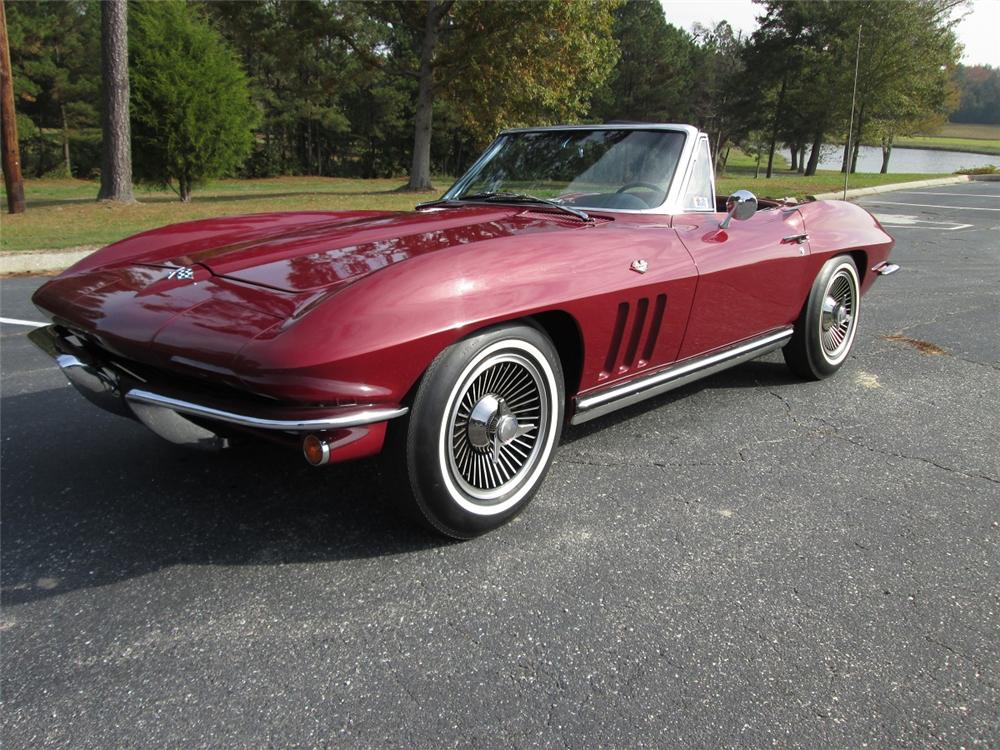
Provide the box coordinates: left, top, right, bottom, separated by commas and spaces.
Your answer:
389, 323, 564, 538
784, 255, 861, 379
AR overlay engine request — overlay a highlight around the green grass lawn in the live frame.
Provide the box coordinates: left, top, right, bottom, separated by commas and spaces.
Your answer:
1, 176, 431, 253
1, 167, 949, 253
930, 123, 1000, 140
897, 122, 1000, 156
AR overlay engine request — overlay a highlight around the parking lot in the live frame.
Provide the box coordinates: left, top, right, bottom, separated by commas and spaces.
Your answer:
2, 181, 997, 748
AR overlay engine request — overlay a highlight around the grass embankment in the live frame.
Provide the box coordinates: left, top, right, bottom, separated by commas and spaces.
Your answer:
2, 163, 948, 253
0, 177, 424, 253
896, 122, 1000, 156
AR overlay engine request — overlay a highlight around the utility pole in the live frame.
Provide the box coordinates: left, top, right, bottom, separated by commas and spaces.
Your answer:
0, 0, 26, 214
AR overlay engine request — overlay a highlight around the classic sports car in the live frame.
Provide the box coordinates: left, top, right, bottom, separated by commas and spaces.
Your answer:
30, 124, 897, 538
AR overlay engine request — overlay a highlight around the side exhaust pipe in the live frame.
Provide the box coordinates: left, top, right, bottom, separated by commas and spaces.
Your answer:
872, 261, 900, 276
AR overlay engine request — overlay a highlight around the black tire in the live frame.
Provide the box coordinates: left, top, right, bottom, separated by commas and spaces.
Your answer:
387, 323, 564, 539
783, 255, 861, 380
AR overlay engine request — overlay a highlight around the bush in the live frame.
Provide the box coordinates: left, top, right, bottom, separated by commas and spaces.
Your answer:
129, 1, 259, 201
954, 165, 998, 175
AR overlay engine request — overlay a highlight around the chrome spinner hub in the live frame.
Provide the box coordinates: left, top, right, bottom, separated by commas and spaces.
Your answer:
467, 394, 501, 449
821, 295, 850, 332
466, 394, 534, 462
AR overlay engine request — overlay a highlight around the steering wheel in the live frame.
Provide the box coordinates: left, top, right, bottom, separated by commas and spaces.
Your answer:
616, 182, 667, 207
617, 182, 663, 194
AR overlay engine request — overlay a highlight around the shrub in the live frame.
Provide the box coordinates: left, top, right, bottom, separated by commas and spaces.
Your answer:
130, 1, 258, 200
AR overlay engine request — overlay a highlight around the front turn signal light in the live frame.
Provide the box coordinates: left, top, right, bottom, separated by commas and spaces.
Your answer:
302, 434, 331, 466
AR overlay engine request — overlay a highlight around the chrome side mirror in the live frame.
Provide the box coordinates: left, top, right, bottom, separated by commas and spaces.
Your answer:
719, 189, 758, 229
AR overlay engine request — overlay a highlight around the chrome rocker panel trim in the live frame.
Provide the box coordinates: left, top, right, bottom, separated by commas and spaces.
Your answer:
571, 328, 794, 425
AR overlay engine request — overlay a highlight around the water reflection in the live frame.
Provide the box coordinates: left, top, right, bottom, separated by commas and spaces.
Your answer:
780, 145, 996, 174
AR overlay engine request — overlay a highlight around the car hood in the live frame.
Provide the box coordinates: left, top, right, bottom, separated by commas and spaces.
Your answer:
32, 207, 601, 381
119, 207, 598, 293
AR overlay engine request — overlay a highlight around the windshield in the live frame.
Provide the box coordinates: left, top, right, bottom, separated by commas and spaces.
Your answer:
445, 129, 686, 211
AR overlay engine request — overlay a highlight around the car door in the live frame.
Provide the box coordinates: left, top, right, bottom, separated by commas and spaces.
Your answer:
673, 205, 809, 359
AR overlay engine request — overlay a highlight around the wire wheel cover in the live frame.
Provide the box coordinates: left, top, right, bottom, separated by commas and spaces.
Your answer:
820, 268, 857, 360
447, 353, 548, 501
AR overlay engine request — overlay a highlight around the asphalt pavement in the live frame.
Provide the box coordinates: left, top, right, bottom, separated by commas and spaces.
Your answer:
2, 182, 998, 748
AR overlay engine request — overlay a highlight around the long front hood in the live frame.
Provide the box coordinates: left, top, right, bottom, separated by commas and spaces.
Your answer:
206, 207, 593, 292
33, 206, 597, 384
66, 207, 592, 294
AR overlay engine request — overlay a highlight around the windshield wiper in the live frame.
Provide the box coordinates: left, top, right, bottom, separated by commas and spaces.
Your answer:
460, 191, 592, 222
416, 191, 592, 222
414, 197, 466, 211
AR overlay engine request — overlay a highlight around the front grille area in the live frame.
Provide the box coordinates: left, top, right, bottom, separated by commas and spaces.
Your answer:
56, 325, 280, 406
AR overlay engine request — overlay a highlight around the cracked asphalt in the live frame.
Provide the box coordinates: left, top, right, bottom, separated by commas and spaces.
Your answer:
2, 181, 998, 748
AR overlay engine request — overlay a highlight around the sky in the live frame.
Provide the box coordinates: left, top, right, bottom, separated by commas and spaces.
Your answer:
659, 0, 1000, 68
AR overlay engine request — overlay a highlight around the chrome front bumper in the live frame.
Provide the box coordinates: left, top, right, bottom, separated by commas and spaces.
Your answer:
29, 325, 408, 450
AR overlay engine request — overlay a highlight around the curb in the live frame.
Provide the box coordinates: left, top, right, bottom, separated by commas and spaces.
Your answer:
810, 175, 972, 201
0, 247, 96, 275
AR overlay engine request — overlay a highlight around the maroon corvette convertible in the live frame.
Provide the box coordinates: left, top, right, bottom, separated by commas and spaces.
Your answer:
31, 124, 897, 537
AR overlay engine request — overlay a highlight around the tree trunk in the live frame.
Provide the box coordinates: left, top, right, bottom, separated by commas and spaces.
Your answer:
850, 108, 866, 174
264, 127, 271, 174
840, 140, 850, 174
789, 144, 798, 172
0, 0, 26, 213
805, 129, 823, 176
765, 73, 788, 179
61, 104, 72, 176
97, 0, 133, 202
178, 174, 190, 202
406, 0, 448, 192
880, 134, 893, 174
36, 128, 47, 177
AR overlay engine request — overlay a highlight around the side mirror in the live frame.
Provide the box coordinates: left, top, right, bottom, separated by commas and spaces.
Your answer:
719, 189, 758, 229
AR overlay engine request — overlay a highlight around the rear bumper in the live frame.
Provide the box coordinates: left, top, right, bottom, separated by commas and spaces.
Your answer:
29, 325, 407, 458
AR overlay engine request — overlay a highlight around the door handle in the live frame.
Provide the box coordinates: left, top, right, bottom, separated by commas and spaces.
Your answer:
781, 233, 809, 244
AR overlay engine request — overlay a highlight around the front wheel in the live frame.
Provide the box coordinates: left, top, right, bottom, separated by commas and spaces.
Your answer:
389, 323, 564, 539
784, 255, 861, 379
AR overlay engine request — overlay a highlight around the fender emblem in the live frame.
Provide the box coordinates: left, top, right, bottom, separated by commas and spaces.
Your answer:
630, 259, 648, 274
166, 266, 195, 281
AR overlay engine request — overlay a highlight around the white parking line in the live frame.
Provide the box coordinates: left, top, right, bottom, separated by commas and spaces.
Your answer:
873, 213, 973, 231
892, 191, 1000, 198
878, 223, 974, 231
0, 317, 47, 328
862, 200, 1000, 212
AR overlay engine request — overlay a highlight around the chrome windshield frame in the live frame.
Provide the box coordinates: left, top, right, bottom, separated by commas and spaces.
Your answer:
440, 124, 701, 217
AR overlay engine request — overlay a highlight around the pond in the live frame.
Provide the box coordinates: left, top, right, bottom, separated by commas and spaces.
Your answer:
779, 145, 997, 174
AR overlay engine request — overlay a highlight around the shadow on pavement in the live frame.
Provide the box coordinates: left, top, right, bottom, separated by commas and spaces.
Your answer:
563, 357, 801, 443
0, 387, 443, 607
2, 358, 801, 606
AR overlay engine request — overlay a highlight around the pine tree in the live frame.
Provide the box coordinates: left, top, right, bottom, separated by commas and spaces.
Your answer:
129, 0, 257, 201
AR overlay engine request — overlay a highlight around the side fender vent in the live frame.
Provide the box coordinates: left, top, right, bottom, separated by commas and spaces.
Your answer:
599, 293, 667, 380
602, 302, 630, 377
